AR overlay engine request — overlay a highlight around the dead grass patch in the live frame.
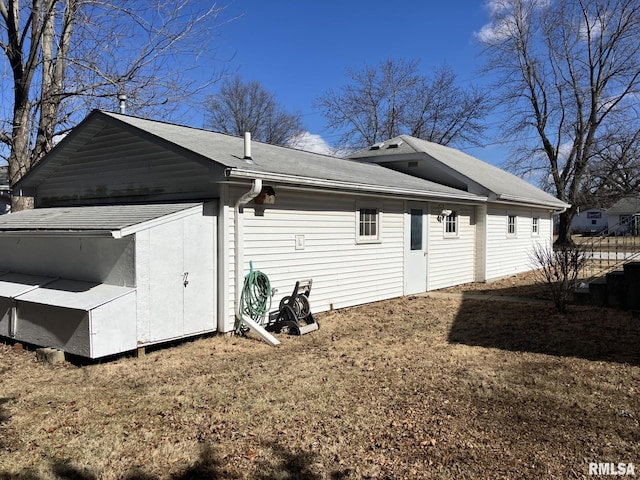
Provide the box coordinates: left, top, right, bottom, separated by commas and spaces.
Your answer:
0, 273, 638, 479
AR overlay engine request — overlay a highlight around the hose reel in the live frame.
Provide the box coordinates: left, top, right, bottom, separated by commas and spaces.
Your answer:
266, 279, 319, 336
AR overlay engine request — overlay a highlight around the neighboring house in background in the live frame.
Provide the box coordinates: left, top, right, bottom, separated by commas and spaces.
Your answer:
0, 110, 568, 358
0, 166, 10, 214
607, 195, 640, 235
570, 208, 608, 235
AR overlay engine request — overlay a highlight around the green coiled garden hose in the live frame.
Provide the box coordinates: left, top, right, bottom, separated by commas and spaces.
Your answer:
235, 266, 272, 333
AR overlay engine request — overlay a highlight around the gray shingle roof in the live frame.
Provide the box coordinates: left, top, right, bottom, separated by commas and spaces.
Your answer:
72, 112, 481, 201
607, 195, 640, 214
0, 202, 202, 234
99, 112, 482, 200
350, 135, 569, 209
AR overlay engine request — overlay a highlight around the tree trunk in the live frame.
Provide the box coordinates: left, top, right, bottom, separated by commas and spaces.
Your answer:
11, 196, 34, 212
554, 210, 574, 247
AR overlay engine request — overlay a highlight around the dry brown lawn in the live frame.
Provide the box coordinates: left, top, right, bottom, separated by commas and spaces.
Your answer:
1, 273, 639, 479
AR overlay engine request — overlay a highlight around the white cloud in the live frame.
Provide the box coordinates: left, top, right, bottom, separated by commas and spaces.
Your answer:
287, 131, 334, 156
475, 0, 550, 44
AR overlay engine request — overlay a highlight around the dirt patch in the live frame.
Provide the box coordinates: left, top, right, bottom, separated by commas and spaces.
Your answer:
0, 273, 638, 479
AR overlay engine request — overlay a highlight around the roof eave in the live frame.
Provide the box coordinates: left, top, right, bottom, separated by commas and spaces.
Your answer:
226, 167, 486, 203
0, 230, 116, 238
495, 193, 570, 211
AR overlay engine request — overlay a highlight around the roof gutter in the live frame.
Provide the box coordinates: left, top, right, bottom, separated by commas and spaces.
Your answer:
0, 230, 116, 238
496, 193, 569, 213
226, 168, 485, 203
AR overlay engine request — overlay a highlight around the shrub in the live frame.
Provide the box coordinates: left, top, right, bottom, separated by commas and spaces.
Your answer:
530, 242, 588, 313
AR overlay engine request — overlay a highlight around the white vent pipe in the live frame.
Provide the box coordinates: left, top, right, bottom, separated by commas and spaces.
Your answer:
244, 132, 252, 160
118, 94, 127, 115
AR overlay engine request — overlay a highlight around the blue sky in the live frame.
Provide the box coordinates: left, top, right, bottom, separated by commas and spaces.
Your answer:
201, 0, 506, 164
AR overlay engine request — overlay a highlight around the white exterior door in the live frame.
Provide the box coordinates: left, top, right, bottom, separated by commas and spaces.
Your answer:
405, 202, 428, 294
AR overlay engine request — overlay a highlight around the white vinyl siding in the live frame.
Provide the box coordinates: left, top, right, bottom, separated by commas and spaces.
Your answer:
225, 188, 404, 331
427, 203, 476, 290
34, 125, 226, 206
485, 206, 552, 280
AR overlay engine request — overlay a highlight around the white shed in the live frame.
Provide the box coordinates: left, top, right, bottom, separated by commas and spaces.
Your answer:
570, 208, 608, 235
0, 202, 216, 358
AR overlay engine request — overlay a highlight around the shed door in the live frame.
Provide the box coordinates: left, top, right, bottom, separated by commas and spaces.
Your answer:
183, 212, 215, 334
148, 213, 215, 343
405, 202, 428, 294
149, 221, 184, 340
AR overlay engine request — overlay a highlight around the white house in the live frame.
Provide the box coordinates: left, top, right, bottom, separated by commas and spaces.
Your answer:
0, 111, 568, 358
570, 208, 608, 235
607, 196, 640, 235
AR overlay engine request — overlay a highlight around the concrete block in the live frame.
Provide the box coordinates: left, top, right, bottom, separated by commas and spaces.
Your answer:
589, 277, 608, 307
623, 262, 640, 310
573, 286, 591, 305
36, 347, 65, 365
606, 271, 626, 309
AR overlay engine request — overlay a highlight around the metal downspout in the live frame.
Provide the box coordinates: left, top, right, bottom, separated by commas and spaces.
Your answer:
234, 179, 262, 324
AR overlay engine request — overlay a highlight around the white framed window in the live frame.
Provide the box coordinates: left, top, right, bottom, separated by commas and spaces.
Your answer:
356, 205, 381, 243
532, 217, 539, 236
410, 208, 423, 250
444, 211, 458, 237
507, 214, 517, 236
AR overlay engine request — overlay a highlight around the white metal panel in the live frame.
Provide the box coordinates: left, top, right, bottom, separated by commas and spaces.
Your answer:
0, 273, 57, 338
235, 188, 404, 324
0, 236, 135, 286
0, 273, 57, 297
15, 279, 135, 310
427, 203, 476, 290
89, 293, 138, 358
13, 303, 91, 357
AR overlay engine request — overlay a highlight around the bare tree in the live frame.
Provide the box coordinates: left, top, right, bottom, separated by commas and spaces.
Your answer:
1, 0, 231, 210
578, 125, 640, 208
478, 0, 640, 245
316, 59, 491, 152
204, 75, 304, 146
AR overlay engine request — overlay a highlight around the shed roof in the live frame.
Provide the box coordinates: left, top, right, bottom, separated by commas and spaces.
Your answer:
15, 111, 483, 203
0, 202, 203, 236
349, 135, 569, 210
